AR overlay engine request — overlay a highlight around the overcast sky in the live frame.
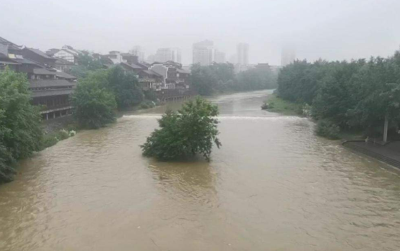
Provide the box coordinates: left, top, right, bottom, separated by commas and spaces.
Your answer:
1, 0, 399, 65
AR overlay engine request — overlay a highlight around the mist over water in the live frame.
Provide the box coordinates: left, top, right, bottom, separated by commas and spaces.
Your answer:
0, 90, 400, 251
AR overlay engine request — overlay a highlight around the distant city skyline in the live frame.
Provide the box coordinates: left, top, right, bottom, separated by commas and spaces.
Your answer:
193, 40, 214, 66
2, 0, 400, 66
237, 43, 249, 66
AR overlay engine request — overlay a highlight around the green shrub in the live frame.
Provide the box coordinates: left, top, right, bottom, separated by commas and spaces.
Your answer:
141, 97, 221, 161
40, 134, 59, 150
315, 120, 340, 139
58, 129, 69, 140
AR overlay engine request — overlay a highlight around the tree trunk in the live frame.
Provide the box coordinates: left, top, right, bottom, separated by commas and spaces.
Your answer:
383, 114, 389, 143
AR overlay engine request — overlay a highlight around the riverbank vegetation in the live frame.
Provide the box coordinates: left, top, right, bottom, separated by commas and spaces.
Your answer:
191, 63, 277, 96
0, 69, 43, 183
263, 94, 304, 116
72, 65, 145, 128
276, 51, 400, 140
141, 97, 221, 161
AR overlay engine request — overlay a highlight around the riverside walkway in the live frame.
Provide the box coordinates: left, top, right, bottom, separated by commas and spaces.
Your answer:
343, 141, 400, 168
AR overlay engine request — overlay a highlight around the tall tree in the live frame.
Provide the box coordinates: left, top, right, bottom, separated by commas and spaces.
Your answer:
0, 68, 43, 183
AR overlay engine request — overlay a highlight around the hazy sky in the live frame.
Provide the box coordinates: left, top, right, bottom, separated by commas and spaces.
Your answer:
1, 0, 399, 65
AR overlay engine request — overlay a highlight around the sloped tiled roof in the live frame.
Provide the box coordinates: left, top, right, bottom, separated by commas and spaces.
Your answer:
31, 89, 74, 98
56, 71, 77, 79
33, 68, 56, 75
29, 79, 75, 88
27, 48, 55, 60
55, 57, 74, 65
0, 36, 16, 46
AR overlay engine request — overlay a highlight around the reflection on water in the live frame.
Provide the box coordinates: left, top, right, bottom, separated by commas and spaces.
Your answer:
0, 90, 400, 251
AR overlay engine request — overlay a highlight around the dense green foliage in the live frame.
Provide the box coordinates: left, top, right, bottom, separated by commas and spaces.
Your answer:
69, 51, 106, 78
191, 63, 277, 95
277, 51, 400, 138
72, 72, 117, 129
141, 97, 221, 161
106, 66, 143, 109
315, 120, 340, 139
0, 69, 43, 183
72, 65, 144, 128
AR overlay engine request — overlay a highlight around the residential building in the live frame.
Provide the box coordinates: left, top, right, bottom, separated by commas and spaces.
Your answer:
281, 47, 296, 66
52, 45, 81, 64
193, 40, 214, 66
149, 61, 191, 90
214, 50, 226, 63
107, 51, 123, 64
0, 37, 76, 120
46, 48, 60, 57
130, 46, 145, 62
54, 58, 74, 72
120, 61, 163, 91
146, 54, 155, 63
237, 43, 249, 66
154, 48, 181, 63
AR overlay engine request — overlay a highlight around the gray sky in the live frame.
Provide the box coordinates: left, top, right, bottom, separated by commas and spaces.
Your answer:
1, 0, 399, 65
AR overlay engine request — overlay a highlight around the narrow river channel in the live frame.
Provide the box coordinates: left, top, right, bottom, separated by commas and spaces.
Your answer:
1, 90, 400, 251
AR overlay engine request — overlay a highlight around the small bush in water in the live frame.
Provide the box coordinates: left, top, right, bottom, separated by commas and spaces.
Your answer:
141, 97, 221, 161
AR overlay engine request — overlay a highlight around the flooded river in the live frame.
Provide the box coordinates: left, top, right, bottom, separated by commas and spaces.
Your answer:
1, 90, 400, 251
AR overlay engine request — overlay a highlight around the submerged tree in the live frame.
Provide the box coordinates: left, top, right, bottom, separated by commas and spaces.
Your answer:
141, 97, 221, 161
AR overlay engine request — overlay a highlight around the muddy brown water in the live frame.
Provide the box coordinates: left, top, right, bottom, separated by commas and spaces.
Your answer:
1, 90, 400, 251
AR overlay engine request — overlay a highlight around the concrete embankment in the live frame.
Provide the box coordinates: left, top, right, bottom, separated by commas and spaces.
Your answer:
343, 141, 400, 168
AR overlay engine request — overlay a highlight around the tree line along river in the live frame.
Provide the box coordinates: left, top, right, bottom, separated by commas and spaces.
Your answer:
0, 90, 399, 251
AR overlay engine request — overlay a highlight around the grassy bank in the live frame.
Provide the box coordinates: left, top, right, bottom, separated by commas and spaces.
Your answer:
263, 94, 364, 141
263, 94, 303, 116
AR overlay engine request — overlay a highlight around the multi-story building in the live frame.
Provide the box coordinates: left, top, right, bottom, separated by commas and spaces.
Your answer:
154, 48, 181, 63
237, 43, 249, 66
0, 37, 76, 120
193, 40, 214, 66
52, 45, 81, 64
214, 50, 226, 63
149, 61, 191, 90
130, 46, 145, 62
281, 47, 296, 66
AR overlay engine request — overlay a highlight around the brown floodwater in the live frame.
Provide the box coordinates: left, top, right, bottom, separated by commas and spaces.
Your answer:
1, 90, 400, 251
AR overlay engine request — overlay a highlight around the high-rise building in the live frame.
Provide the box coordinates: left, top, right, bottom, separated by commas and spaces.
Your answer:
214, 50, 226, 63
237, 43, 249, 66
154, 48, 181, 63
130, 46, 145, 62
281, 47, 296, 66
193, 40, 214, 66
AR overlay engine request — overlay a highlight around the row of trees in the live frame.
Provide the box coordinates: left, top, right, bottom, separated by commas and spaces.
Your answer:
191, 63, 277, 96
277, 51, 400, 138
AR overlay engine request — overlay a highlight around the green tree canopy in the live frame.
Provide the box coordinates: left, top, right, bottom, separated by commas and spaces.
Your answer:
277, 50, 400, 138
72, 72, 117, 129
141, 97, 221, 161
106, 66, 143, 109
0, 68, 43, 183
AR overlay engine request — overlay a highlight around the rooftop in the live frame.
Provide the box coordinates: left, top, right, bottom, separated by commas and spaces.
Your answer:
56, 71, 77, 80
27, 48, 55, 60
29, 79, 76, 88
33, 68, 56, 75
